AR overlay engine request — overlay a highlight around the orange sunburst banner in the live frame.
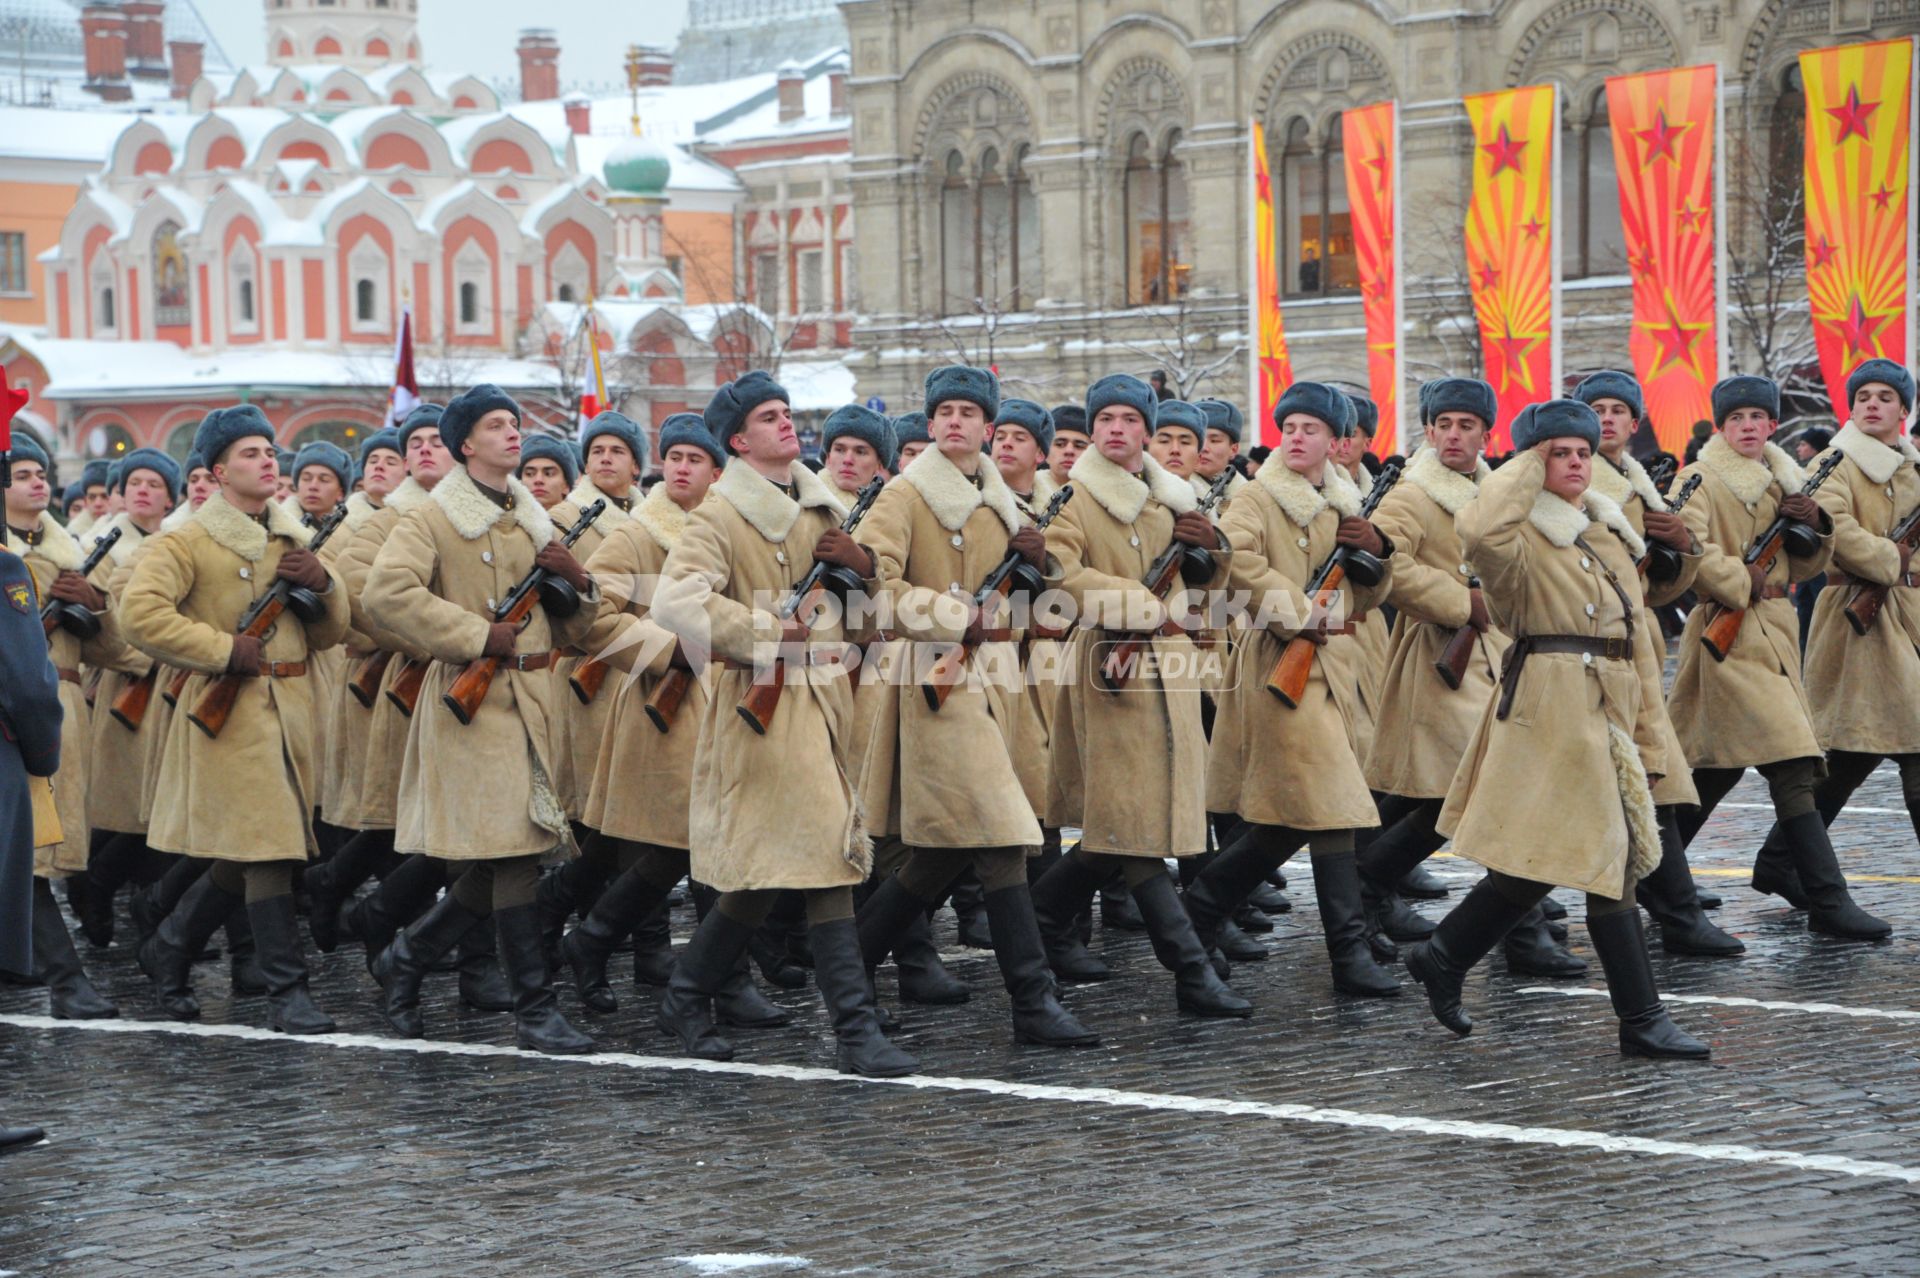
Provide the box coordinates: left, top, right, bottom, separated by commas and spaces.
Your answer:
1801, 38, 1916, 419
1250, 118, 1294, 447
1342, 101, 1400, 457
1464, 85, 1559, 451
1605, 65, 1721, 454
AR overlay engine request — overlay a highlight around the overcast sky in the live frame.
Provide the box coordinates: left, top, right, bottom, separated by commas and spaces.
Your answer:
193, 0, 690, 93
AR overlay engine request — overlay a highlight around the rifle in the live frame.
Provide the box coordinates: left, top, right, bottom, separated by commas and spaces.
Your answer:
1842, 499, 1920, 635
1639, 473, 1703, 583
108, 664, 157, 730
385, 656, 427, 716
1646, 454, 1678, 495
1433, 576, 1483, 691
41, 525, 121, 640
163, 664, 190, 707
442, 500, 606, 725
347, 649, 394, 708
644, 662, 692, 734
1266, 460, 1404, 706
921, 483, 1074, 711
736, 477, 884, 735
1097, 469, 1236, 693
187, 505, 348, 739
1699, 450, 1842, 662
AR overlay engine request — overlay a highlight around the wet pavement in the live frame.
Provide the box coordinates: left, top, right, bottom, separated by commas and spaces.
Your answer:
2, 765, 1917, 1276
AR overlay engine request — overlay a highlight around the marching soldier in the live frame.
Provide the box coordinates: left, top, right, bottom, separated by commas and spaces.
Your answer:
122, 406, 350, 1033
650, 370, 917, 1077
992, 397, 1063, 851
1027, 373, 1251, 1018
559, 413, 790, 1032
1407, 402, 1708, 1059
853, 366, 1100, 1049
1335, 393, 1391, 775
1749, 362, 1918, 934
1187, 382, 1401, 998
893, 411, 932, 470
5, 434, 119, 1018
67, 459, 110, 538
1147, 399, 1205, 480
1357, 378, 1584, 976
517, 434, 578, 509
288, 441, 352, 856
1046, 404, 1092, 478
361, 384, 599, 1053
1192, 399, 1250, 508
1573, 371, 1741, 956
822, 403, 892, 497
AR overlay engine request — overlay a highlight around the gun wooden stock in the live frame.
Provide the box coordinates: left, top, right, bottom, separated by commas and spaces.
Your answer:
921, 643, 969, 711
41, 612, 58, 638
1842, 507, 1920, 635
569, 656, 611, 705
734, 657, 787, 735
1698, 535, 1784, 663
385, 655, 427, 716
348, 650, 393, 708
188, 598, 288, 739
163, 664, 190, 706
1265, 565, 1347, 707
1433, 623, 1479, 691
109, 666, 156, 730
443, 597, 536, 726
645, 666, 692, 733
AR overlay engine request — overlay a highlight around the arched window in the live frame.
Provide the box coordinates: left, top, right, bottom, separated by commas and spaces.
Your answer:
459, 281, 479, 325
152, 221, 189, 327
1768, 64, 1805, 227
1123, 130, 1191, 305
228, 243, 258, 334
349, 241, 388, 332
557, 283, 575, 303
92, 262, 117, 334
1012, 145, 1039, 302
1564, 89, 1625, 280
938, 145, 1038, 315
1278, 118, 1317, 296
940, 150, 971, 311
356, 278, 377, 323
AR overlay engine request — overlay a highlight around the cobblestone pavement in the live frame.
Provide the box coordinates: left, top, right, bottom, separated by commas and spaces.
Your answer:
3, 765, 1919, 1276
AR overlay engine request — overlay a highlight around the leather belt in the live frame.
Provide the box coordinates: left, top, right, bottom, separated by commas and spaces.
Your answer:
498, 652, 554, 672
1753, 584, 1790, 601
1496, 634, 1632, 721
721, 650, 845, 672
1836, 571, 1918, 590
56, 668, 80, 685
1322, 622, 1357, 638
263, 661, 308, 678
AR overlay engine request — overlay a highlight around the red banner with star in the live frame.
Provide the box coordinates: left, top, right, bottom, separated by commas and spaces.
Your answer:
1605, 65, 1720, 454
1343, 101, 1401, 457
1464, 85, 1559, 450
1251, 118, 1294, 447
1801, 38, 1915, 418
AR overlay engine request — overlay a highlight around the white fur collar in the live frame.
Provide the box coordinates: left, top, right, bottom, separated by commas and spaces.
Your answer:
1405, 446, 1489, 514
342, 490, 380, 530
1527, 487, 1645, 558
1032, 469, 1060, 506
1590, 453, 1666, 512
1831, 421, 1920, 486
1254, 459, 1362, 529
632, 482, 690, 552
902, 446, 1021, 535
161, 502, 195, 533
25, 511, 84, 572
567, 474, 636, 526
712, 458, 847, 543
1067, 448, 1196, 525
1698, 434, 1804, 504
432, 465, 555, 546
1191, 469, 1249, 507
386, 475, 430, 514
94, 512, 153, 567
194, 489, 314, 561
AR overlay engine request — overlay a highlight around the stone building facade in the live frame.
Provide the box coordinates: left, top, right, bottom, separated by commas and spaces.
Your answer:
839, 0, 1915, 439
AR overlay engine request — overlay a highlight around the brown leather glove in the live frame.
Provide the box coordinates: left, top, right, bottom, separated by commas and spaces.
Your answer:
1778, 493, 1820, 525
1641, 509, 1691, 552
536, 542, 590, 594
1897, 540, 1913, 578
668, 639, 693, 671
1335, 516, 1385, 557
1293, 620, 1328, 646
482, 621, 518, 659
1009, 526, 1046, 569
813, 528, 873, 576
48, 571, 104, 612
226, 634, 264, 676
1171, 511, 1217, 548
1466, 587, 1491, 633
1747, 562, 1771, 603
778, 613, 811, 646
274, 547, 328, 592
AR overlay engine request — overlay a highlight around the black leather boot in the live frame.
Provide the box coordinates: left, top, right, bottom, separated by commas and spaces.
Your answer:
456, 918, 514, 1012
1751, 819, 1812, 909
224, 908, 266, 996
810, 917, 919, 1077
714, 958, 793, 1029
858, 875, 969, 1004
1405, 878, 1535, 1036
306, 829, 393, 952
131, 853, 201, 945
1501, 905, 1589, 977
949, 874, 993, 949
32, 878, 117, 1019
1099, 878, 1145, 931
1215, 916, 1270, 963
136, 869, 241, 1020
1131, 871, 1253, 1018
1398, 864, 1450, 899
1639, 811, 1744, 956
0, 1124, 45, 1154
1029, 853, 1112, 982
1183, 830, 1289, 955
1310, 852, 1401, 997
561, 863, 670, 1013
350, 854, 444, 971
248, 894, 335, 1035
372, 893, 485, 1037
80, 832, 145, 948
493, 904, 596, 1054
657, 908, 756, 1060
631, 895, 677, 987
1588, 909, 1710, 1059
535, 863, 579, 965
1779, 811, 1892, 939
984, 885, 1099, 1047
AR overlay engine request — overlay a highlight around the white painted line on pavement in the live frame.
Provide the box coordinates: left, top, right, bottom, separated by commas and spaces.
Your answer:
1517, 986, 1920, 1022
1717, 801, 1907, 817
3, 1012, 1916, 1185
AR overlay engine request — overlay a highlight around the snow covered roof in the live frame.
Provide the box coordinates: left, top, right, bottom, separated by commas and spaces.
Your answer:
0, 106, 140, 162
780, 357, 856, 411
699, 62, 846, 144
571, 131, 740, 195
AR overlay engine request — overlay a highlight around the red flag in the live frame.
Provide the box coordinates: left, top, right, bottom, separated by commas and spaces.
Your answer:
386, 307, 420, 429
0, 382, 25, 454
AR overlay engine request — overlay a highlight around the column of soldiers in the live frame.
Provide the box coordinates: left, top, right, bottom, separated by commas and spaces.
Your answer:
10, 354, 1916, 1075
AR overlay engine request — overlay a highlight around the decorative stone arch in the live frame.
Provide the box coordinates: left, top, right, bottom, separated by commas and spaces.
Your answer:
360, 115, 449, 173
1252, 30, 1397, 138
260, 118, 347, 170
912, 69, 1037, 174
1081, 11, 1197, 66
1503, 0, 1678, 92
315, 69, 375, 106
109, 120, 176, 180
1095, 55, 1192, 158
